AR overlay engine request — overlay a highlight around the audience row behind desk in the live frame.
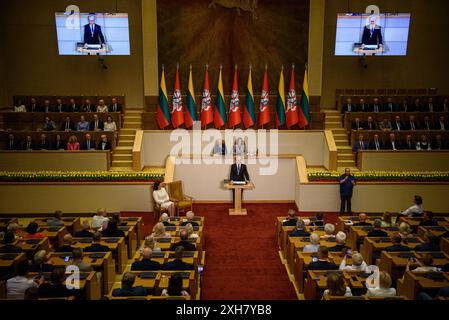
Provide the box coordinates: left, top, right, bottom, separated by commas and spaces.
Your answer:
12, 97, 123, 113
342, 97, 449, 113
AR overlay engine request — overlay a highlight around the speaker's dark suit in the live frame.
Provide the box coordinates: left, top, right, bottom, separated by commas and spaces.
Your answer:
230, 163, 250, 205
83, 23, 105, 45
362, 25, 383, 46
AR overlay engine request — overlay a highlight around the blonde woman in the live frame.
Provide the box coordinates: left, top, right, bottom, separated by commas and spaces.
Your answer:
398, 222, 414, 239
183, 223, 199, 239
139, 235, 161, 253
151, 222, 171, 238
67, 135, 80, 151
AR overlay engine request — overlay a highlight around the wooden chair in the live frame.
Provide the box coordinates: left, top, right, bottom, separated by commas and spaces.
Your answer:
167, 180, 193, 215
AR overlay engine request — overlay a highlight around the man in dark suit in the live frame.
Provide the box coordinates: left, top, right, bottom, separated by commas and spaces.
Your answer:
40, 100, 53, 113
22, 135, 35, 150
74, 221, 94, 238
230, 156, 250, 205
97, 134, 112, 151
436, 116, 448, 131
385, 235, 411, 252
28, 97, 40, 112
112, 272, 147, 297
36, 133, 51, 150
369, 97, 382, 112
84, 232, 111, 252
56, 234, 75, 253
405, 115, 418, 131
308, 246, 339, 271
0, 232, 22, 253
329, 232, 349, 252
385, 133, 401, 150
61, 116, 75, 131
282, 209, 298, 227
421, 97, 436, 112
339, 168, 355, 214
383, 97, 398, 112
369, 134, 383, 150
403, 134, 416, 150
54, 98, 66, 113
419, 212, 439, 227
109, 97, 122, 113
353, 133, 367, 166
169, 230, 196, 251
67, 98, 80, 112
83, 15, 105, 45
411, 98, 421, 113
81, 133, 96, 150
82, 99, 95, 112
131, 248, 162, 271
361, 16, 383, 47
341, 98, 356, 113
392, 116, 404, 131
351, 118, 364, 131
289, 219, 311, 237
415, 233, 440, 252
365, 116, 377, 130
6, 134, 18, 150
399, 99, 410, 112
421, 115, 434, 131
357, 98, 368, 112
163, 246, 194, 271
90, 114, 104, 131
52, 135, 66, 150
432, 134, 448, 150
437, 98, 449, 112
367, 219, 388, 237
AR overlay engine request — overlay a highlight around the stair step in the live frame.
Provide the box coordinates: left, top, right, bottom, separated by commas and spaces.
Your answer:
119, 129, 137, 135
335, 140, 348, 146
326, 115, 342, 120
338, 149, 354, 155
109, 167, 134, 171
111, 160, 133, 166
113, 154, 133, 161
123, 122, 142, 129
325, 124, 342, 129
338, 153, 354, 160
118, 134, 136, 139
333, 134, 348, 140
338, 160, 356, 165
332, 129, 346, 134
118, 141, 134, 147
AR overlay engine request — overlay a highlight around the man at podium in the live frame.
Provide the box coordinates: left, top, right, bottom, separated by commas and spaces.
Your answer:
83, 15, 105, 46
361, 16, 383, 48
230, 156, 250, 205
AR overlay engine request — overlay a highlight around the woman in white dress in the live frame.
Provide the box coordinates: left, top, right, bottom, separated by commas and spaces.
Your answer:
103, 115, 117, 132
153, 182, 176, 216
96, 99, 109, 113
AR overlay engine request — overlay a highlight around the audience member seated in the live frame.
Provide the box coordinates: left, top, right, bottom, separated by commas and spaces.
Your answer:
163, 246, 194, 270
415, 233, 440, 252
289, 219, 311, 238
82, 99, 95, 112
438, 98, 449, 112
153, 182, 176, 217
357, 98, 368, 112
41, 100, 53, 113
42, 116, 56, 131
76, 115, 89, 131
84, 232, 111, 252
5, 133, 19, 150
418, 286, 449, 300
367, 219, 388, 237
92, 208, 109, 230
112, 272, 147, 297
7, 222, 24, 239
282, 209, 298, 226
419, 211, 439, 226
169, 229, 196, 251
24, 222, 45, 238
131, 247, 162, 271
67, 135, 80, 151
74, 220, 94, 238
353, 213, 372, 226
406, 115, 418, 131
329, 232, 349, 252
101, 220, 125, 238
392, 115, 405, 131
385, 234, 411, 252
184, 223, 199, 239
351, 118, 364, 131
54, 98, 66, 113
68, 248, 92, 272
67, 98, 79, 112
6, 260, 43, 300
432, 134, 448, 150
181, 211, 199, 227
36, 133, 51, 150
422, 97, 435, 112
97, 134, 112, 150
365, 116, 377, 130
403, 134, 416, 150
383, 97, 398, 112
152, 222, 172, 239
370, 97, 382, 113
28, 97, 40, 112
109, 97, 122, 113
14, 99, 27, 112
321, 223, 336, 240
339, 252, 367, 271
323, 272, 352, 298
104, 115, 118, 132
366, 271, 397, 297
161, 213, 175, 227
398, 222, 414, 239
38, 267, 75, 298
139, 235, 162, 253
46, 210, 65, 226
353, 133, 367, 154
436, 115, 447, 131
401, 195, 424, 217
0, 231, 22, 253
60, 116, 75, 131
81, 133, 96, 150
385, 133, 401, 150
57, 234, 75, 253
421, 115, 434, 130
369, 134, 383, 150
411, 98, 421, 112
303, 233, 320, 253
312, 213, 325, 226
400, 98, 409, 112
96, 99, 108, 113
342, 98, 356, 113
381, 212, 393, 227
161, 273, 189, 297
52, 134, 66, 150
308, 246, 338, 271
30, 250, 54, 273
378, 118, 392, 131
406, 254, 438, 273
21, 135, 35, 151
90, 114, 104, 131
417, 134, 432, 151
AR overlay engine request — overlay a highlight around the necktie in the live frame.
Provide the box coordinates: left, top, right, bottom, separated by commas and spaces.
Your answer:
87, 141, 90, 149
237, 165, 240, 173
430, 104, 433, 112
408, 141, 411, 149
348, 104, 351, 112
392, 142, 396, 150
411, 122, 415, 130
404, 104, 407, 112
102, 142, 106, 150
376, 141, 379, 150
374, 105, 378, 112
441, 122, 445, 130
66, 122, 69, 130
91, 25, 94, 36
389, 103, 392, 111
95, 121, 98, 130
10, 140, 13, 149
360, 141, 363, 150
426, 121, 430, 130
114, 104, 117, 112
27, 142, 30, 149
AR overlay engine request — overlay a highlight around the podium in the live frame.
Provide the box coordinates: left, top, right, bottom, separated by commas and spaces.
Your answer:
223, 181, 254, 216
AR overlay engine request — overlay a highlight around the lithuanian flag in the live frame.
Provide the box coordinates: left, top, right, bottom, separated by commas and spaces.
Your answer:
156, 65, 171, 129
299, 65, 311, 128
243, 65, 256, 128
213, 65, 227, 128
275, 66, 286, 128
185, 65, 198, 128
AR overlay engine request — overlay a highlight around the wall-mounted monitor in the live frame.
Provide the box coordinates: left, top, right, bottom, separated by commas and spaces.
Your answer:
335, 13, 411, 56
55, 12, 130, 55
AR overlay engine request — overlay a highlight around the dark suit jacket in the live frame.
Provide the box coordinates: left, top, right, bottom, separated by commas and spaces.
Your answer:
353, 222, 372, 226
353, 140, 367, 153
383, 103, 398, 112
101, 229, 125, 238
369, 104, 383, 112
109, 103, 122, 113
96, 141, 112, 150
61, 121, 75, 131
57, 245, 74, 253
385, 140, 402, 150
163, 259, 194, 271
38, 283, 74, 298
81, 140, 97, 150
432, 140, 449, 150
36, 140, 51, 150
180, 221, 199, 227
420, 120, 435, 130
362, 25, 383, 45
54, 104, 67, 113
74, 229, 93, 238
405, 121, 418, 131
84, 243, 111, 252
83, 23, 105, 45
351, 121, 364, 131
357, 103, 369, 112
52, 140, 66, 150
308, 260, 339, 271
30, 263, 54, 273
403, 140, 416, 150
230, 163, 250, 182
39, 105, 54, 113
392, 121, 405, 131
131, 259, 162, 271
367, 229, 388, 237
89, 120, 104, 131
28, 103, 40, 112
5, 139, 18, 150
82, 104, 96, 112
329, 244, 349, 252
282, 218, 298, 227
169, 240, 196, 252
67, 104, 80, 112
21, 141, 36, 150
414, 243, 440, 252
112, 286, 147, 297
364, 121, 377, 130
385, 244, 411, 252
289, 229, 310, 237
341, 103, 356, 113
162, 221, 175, 227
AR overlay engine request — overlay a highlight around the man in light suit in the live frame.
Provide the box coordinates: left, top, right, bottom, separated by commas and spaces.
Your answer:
230, 156, 250, 205
83, 15, 105, 46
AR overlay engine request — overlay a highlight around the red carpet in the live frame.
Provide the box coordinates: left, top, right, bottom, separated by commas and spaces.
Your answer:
122, 205, 339, 300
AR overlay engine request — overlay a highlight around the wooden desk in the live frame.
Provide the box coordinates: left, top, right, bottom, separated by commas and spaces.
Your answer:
275, 216, 315, 249
36, 226, 68, 249
304, 270, 367, 300
164, 225, 204, 237
281, 225, 325, 260
131, 250, 199, 269
348, 225, 398, 251
417, 225, 449, 239
48, 251, 116, 294
154, 237, 202, 253
34, 217, 81, 234
0, 252, 27, 279
399, 216, 449, 232
337, 215, 383, 232
71, 237, 128, 273
120, 217, 144, 242
398, 270, 449, 300
441, 237, 449, 255
286, 236, 335, 273
4, 238, 51, 259
361, 237, 424, 265
223, 181, 255, 215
